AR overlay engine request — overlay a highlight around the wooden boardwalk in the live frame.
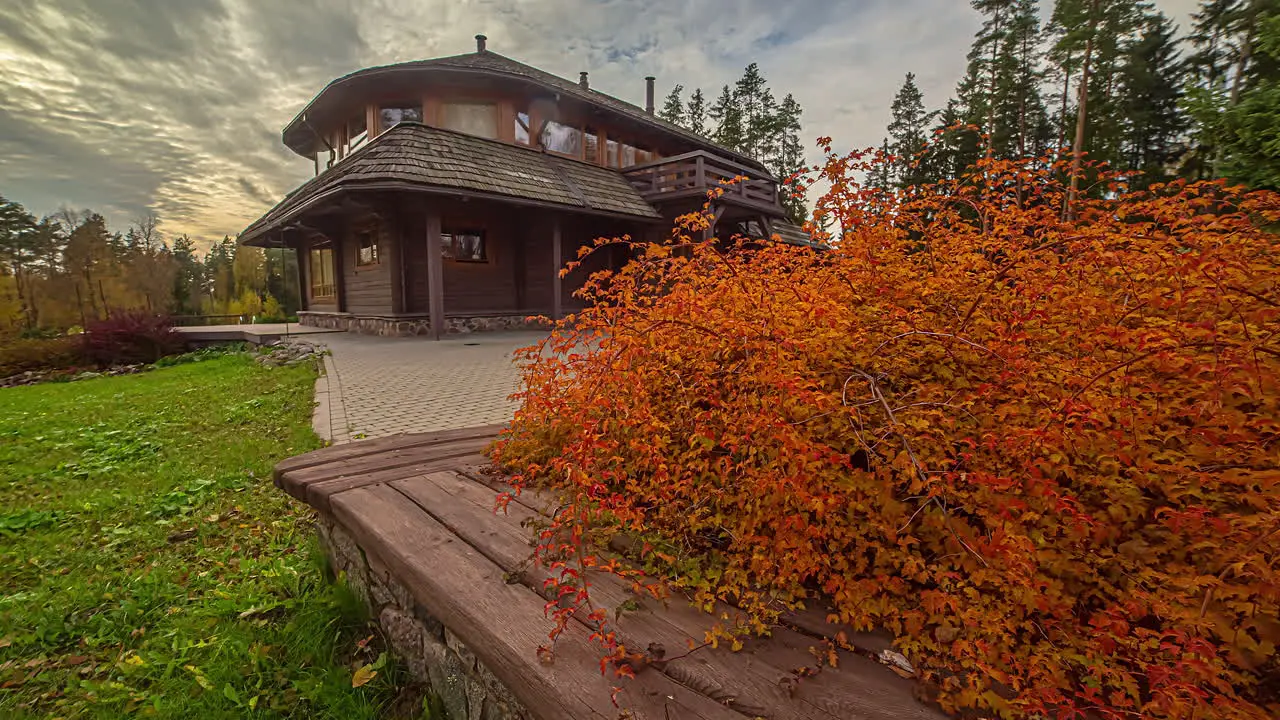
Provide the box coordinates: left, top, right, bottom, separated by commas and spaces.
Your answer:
275, 427, 947, 720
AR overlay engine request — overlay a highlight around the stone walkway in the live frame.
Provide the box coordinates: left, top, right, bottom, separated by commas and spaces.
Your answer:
310, 331, 548, 443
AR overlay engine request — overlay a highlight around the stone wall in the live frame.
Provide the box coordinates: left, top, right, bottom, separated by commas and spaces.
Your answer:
317, 515, 532, 720
298, 311, 549, 338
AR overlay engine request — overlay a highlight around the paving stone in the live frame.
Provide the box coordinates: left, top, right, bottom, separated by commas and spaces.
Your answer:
309, 332, 547, 442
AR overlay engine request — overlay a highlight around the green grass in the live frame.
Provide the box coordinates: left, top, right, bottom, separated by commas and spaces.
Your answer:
0, 354, 413, 718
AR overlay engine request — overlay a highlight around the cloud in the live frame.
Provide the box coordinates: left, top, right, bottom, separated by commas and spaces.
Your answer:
0, 0, 1201, 250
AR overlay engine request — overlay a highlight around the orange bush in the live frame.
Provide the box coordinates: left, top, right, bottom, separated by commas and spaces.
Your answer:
493, 147, 1280, 719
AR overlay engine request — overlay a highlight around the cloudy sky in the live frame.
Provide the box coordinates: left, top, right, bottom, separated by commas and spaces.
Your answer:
0, 0, 1200, 249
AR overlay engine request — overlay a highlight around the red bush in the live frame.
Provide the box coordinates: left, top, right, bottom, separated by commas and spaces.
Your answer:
82, 312, 183, 366
494, 150, 1280, 719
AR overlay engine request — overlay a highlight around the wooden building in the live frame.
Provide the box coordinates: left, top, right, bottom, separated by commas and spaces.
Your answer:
240, 34, 807, 338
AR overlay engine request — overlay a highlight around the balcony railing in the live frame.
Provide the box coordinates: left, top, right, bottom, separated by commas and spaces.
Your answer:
622, 151, 780, 211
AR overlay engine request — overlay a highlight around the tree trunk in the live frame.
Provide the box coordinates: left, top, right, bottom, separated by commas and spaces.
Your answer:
1058, 50, 1072, 151
1067, 2, 1099, 218
986, 9, 1003, 158
1229, 0, 1263, 107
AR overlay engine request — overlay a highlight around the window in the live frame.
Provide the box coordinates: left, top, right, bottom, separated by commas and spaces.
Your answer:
348, 114, 368, 151
515, 112, 530, 144
442, 229, 486, 262
540, 120, 581, 156
441, 102, 498, 139
379, 104, 422, 132
315, 148, 335, 176
606, 139, 619, 168
356, 231, 379, 266
584, 128, 599, 163
309, 247, 336, 298
621, 143, 637, 167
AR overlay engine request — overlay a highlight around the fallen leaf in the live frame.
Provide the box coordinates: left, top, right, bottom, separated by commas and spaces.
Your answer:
351, 664, 377, 688
63, 655, 88, 666
167, 529, 197, 543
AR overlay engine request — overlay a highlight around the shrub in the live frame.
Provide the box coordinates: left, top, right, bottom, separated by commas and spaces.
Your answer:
494, 151, 1280, 719
0, 336, 85, 377
82, 312, 184, 367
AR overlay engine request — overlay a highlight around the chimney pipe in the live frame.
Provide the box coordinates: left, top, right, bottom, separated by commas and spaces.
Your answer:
475, 34, 487, 52
645, 76, 655, 114
579, 71, 589, 89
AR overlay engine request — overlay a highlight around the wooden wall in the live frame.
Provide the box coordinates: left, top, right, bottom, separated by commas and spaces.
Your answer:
341, 213, 394, 315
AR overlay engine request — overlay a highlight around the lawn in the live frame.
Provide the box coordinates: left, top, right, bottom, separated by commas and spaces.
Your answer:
0, 352, 411, 718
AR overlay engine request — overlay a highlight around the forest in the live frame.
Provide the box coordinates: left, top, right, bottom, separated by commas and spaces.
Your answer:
0, 201, 298, 335
869, 0, 1279, 192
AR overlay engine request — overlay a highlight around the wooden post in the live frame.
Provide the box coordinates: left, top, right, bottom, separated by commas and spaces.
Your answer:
386, 211, 405, 315
551, 217, 562, 321
426, 208, 445, 340
513, 217, 527, 311
295, 234, 310, 311
332, 233, 347, 313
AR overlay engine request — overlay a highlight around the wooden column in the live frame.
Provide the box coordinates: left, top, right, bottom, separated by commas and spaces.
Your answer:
294, 233, 310, 311
332, 232, 347, 313
385, 209, 405, 314
551, 217, 562, 321
426, 208, 445, 340
513, 216, 527, 311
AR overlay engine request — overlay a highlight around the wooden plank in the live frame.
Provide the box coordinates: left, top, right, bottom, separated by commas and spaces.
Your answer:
307, 452, 488, 512
426, 208, 445, 340
551, 217, 562, 321
393, 471, 946, 720
329, 483, 749, 720
274, 425, 504, 479
279, 437, 494, 501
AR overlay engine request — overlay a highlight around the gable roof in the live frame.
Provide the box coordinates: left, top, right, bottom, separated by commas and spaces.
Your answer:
241, 123, 660, 247
281, 49, 766, 172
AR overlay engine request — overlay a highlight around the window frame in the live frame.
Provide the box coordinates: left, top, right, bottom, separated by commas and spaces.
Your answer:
355, 231, 379, 267
379, 103, 423, 133
539, 119, 583, 159
441, 228, 488, 263
309, 246, 336, 299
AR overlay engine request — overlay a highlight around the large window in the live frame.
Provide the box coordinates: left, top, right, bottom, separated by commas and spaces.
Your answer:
606, 139, 619, 168
584, 128, 599, 163
540, 120, 581, 157
515, 112, 531, 144
356, 231, 379, 266
379, 104, 422, 132
620, 143, 637, 167
442, 229, 486, 262
347, 114, 368, 151
441, 102, 498, 139
309, 247, 336, 298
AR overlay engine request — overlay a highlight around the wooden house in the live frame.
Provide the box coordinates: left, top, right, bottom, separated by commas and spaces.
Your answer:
240, 34, 807, 338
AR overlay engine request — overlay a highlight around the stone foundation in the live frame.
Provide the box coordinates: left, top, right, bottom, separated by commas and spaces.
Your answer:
317, 515, 531, 720
298, 311, 549, 338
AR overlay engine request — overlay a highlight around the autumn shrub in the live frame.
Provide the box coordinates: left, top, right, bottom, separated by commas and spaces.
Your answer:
493, 149, 1280, 720
0, 336, 86, 377
82, 312, 184, 367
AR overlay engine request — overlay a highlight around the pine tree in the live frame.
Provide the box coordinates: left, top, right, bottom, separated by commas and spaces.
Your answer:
769, 94, 808, 224
886, 72, 935, 188
1221, 9, 1280, 188
659, 84, 685, 126
687, 88, 708, 135
734, 64, 777, 158
1118, 10, 1188, 185
709, 84, 745, 152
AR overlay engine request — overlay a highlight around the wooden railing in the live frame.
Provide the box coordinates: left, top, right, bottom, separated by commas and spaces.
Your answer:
622, 151, 780, 210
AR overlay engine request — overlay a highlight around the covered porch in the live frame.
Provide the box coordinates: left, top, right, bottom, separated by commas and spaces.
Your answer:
282, 193, 649, 338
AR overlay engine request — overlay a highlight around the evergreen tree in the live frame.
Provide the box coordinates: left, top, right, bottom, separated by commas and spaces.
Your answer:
709, 84, 745, 152
687, 88, 708, 135
886, 72, 935, 188
1221, 10, 1280, 188
1118, 11, 1188, 184
170, 234, 202, 314
658, 84, 685, 126
769, 93, 808, 224
734, 64, 778, 158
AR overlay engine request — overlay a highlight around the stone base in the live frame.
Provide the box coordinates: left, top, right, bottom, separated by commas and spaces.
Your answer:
297, 311, 550, 338
317, 516, 531, 720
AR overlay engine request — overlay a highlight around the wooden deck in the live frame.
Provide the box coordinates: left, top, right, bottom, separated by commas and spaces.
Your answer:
175, 322, 343, 346
275, 427, 947, 720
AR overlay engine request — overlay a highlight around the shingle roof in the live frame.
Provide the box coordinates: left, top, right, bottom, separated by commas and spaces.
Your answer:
282, 50, 766, 172
241, 124, 661, 246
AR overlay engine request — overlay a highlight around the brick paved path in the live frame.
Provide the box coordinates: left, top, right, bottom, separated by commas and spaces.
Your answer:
310, 332, 548, 443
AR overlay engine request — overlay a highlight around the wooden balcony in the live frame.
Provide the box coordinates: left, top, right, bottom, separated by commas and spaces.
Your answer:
622, 150, 782, 215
